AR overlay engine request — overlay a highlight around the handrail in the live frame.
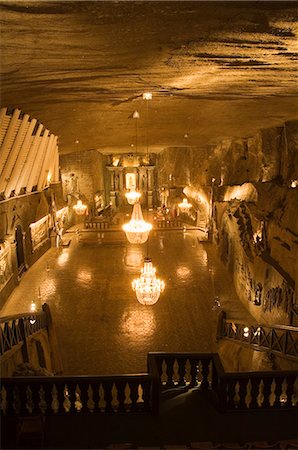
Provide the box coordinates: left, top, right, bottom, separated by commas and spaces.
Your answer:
1, 352, 297, 416
217, 311, 298, 360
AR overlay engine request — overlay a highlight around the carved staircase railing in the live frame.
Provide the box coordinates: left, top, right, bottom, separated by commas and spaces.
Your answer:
217, 311, 298, 360
1, 352, 297, 416
0, 310, 48, 357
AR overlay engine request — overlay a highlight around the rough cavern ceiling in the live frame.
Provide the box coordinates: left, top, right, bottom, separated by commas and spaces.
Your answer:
0, 1, 298, 154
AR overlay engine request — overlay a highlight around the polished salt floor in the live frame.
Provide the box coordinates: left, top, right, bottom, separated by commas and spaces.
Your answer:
1, 227, 254, 375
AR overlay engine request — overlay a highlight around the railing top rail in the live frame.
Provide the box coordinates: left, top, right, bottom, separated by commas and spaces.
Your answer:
1, 373, 151, 383
224, 319, 298, 333
221, 369, 298, 379
148, 352, 216, 358
0, 311, 46, 324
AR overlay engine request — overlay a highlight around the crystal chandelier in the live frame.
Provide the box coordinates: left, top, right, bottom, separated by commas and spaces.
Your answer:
73, 199, 88, 215
178, 198, 192, 213
125, 189, 141, 205
123, 202, 152, 244
132, 257, 165, 305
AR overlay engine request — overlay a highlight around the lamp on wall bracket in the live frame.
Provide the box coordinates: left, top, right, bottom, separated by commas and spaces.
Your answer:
125, 110, 141, 205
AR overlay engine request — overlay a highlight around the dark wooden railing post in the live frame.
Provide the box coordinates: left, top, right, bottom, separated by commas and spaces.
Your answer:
216, 310, 226, 341
147, 353, 160, 415
19, 318, 29, 363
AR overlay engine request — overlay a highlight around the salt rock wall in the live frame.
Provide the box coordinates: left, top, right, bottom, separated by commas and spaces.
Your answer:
158, 120, 297, 325
60, 149, 107, 213
212, 121, 298, 326
0, 185, 64, 307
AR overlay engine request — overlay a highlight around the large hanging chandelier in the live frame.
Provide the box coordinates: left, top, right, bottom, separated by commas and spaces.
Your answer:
178, 198, 192, 213
125, 110, 141, 205
73, 199, 88, 215
132, 257, 165, 305
125, 189, 141, 205
123, 202, 152, 244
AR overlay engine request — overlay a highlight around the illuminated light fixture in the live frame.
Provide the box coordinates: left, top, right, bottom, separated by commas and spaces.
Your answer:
243, 326, 250, 338
123, 202, 152, 244
178, 198, 192, 213
73, 139, 88, 216
30, 300, 37, 313
290, 179, 298, 188
132, 257, 165, 305
142, 92, 152, 100
125, 189, 141, 205
125, 110, 141, 205
73, 199, 88, 216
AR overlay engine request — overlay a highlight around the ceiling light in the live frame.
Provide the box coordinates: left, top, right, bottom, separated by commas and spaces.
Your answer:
132, 258, 165, 305
73, 199, 88, 215
123, 202, 152, 244
178, 198, 192, 213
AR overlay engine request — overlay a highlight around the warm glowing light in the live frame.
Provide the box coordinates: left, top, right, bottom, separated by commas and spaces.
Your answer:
178, 198, 192, 213
132, 258, 165, 305
291, 179, 298, 188
47, 172, 52, 184
143, 92, 152, 100
73, 200, 88, 215
243, 326, 250, 338
30, 300, 37, 313
125, 189, 141, 205
112, 157, 120, 167
123, 203, 152, 244
176, 266, 191, 280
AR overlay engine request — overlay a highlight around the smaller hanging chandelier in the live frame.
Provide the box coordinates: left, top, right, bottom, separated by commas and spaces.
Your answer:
178, 198, 192, 214
123, 202, 152, 244
73, 199, 88, 216
125, 189, 141, 205
132, 257, 165, 305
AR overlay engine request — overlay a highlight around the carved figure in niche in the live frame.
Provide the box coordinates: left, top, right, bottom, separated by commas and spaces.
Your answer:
254, 283, 262, 306
114, 174, 120, 191
160, 187, 169, 207
141, 174, 146, 190
94, 192, 104, 214
69, 173, 78, 194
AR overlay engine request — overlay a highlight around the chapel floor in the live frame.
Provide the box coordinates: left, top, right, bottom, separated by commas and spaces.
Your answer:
0, 223, 254, 375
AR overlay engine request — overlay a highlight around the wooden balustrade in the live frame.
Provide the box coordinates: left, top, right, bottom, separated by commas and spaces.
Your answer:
218, 371, 298, 411
0, 374, 152, 416
85, 221, 110, 230
218, 313, 298, 360
155, 220, 183, 229
1, 351, 297, 417
0, 311, 48, 356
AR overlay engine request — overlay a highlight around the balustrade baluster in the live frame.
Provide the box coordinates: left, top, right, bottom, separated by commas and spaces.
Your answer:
244, 379, 252, 409
98, 383, 107, 412
51, 384, 59, 414
291, 377, 298, 406
250, 378, 260, 409
184, 359, 192, 386
172, 359, 180, 385
261, 377, 272, 408
123, 382, 132, 412
201, 358, 210, 390
129, 380, 139, 412
279, 378, 288, 407
257, 379, 264, 408
238, 378, 248, 409
269, 378, 276, 407
87, 384, 95, 413
160, 359, 168, 386
26, 385, 34, 414
0, 386, 7, 415
38, 385, 47, 414
274, 377, 284, 409
75, 384, 83, 412
137, 383, 145, 410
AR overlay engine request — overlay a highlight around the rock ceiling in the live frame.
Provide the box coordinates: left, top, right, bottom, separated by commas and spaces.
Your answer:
0, 1, 298, 154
